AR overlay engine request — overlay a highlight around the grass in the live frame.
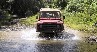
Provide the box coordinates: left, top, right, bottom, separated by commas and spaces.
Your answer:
20, 15, 37, 25
64, 18, 97, 33
63, 12, 97, 34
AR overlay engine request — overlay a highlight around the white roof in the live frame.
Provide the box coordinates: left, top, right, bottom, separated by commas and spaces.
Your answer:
40, 8, 60, 12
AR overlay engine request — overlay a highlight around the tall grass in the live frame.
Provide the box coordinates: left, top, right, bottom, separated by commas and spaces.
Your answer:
64, 11, 97, 33
20, 15, 37, 25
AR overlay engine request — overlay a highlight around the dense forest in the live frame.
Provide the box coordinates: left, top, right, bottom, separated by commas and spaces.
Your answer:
0, 0, 66, 25
0, 0, 45, 25
0, 0, 97, 32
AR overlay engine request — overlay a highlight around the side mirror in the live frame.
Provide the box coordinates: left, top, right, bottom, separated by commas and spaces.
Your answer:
36, 16, 38, 19
63, 16, 65, 19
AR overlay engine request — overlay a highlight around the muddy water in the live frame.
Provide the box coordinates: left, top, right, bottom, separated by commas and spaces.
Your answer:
0, 27, 84, 52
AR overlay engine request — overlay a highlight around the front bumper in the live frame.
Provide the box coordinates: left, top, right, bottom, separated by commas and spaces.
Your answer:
36, 23, 64, 33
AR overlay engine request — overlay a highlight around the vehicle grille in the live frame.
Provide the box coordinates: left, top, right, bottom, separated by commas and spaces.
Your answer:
42, 24, 57, 29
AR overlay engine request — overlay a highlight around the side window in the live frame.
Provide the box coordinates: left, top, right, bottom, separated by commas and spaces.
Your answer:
58, 12, 61, 17
56, 12, 61, 17
40, 12, 45, 17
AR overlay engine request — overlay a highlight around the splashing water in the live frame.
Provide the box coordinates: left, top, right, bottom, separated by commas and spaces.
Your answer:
71, 35, 80, 40
20, 27, 81, 41
21, 28, 42, 40
65, 28, 81, 40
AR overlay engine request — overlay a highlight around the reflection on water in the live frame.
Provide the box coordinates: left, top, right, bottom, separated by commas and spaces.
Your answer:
0, 40, 78, 52
34, 41, 78, 52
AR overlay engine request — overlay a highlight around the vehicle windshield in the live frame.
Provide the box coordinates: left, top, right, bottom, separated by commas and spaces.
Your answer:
40, 11, 60, 18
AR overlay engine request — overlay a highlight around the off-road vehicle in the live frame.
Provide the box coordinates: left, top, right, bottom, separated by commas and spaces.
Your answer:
36, 8, 65, 34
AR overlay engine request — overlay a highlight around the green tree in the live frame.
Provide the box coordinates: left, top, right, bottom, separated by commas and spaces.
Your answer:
56, 0, 68, 9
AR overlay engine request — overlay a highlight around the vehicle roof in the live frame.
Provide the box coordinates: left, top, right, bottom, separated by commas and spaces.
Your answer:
40, 8, 60, 12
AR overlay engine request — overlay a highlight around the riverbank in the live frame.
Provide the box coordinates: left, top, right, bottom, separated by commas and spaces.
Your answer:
64, 24, 97, 52
20, 15, 37, 26
0, 15, 37, 31
63, 12, 97, 34
77, 40, 97, 52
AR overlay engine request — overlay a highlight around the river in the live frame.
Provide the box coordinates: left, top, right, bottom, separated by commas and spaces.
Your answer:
0, 26, 96, 52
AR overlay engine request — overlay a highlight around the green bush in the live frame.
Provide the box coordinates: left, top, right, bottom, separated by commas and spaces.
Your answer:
64, 0, 97, 33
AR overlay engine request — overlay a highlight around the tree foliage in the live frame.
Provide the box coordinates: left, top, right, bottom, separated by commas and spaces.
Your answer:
0, 0, 45, 25
0, 0, 45, 18
64, 0, 97, 32
56, 0, 68, 9
11, 0, 45, 17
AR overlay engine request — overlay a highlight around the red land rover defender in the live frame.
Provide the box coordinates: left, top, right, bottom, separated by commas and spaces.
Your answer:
36, 8, 65, 34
